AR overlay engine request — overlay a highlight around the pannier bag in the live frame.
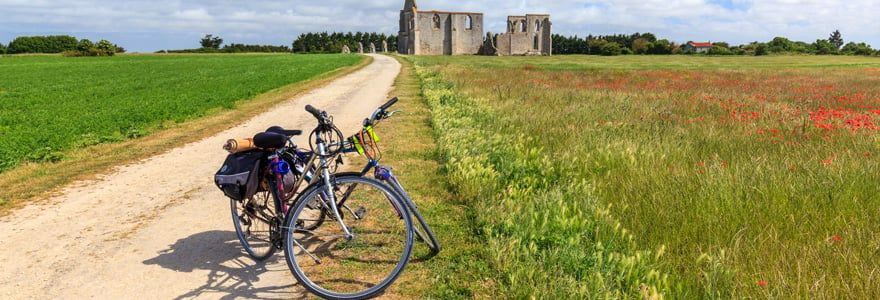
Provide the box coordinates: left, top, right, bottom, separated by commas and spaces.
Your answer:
215, 150, 264, 201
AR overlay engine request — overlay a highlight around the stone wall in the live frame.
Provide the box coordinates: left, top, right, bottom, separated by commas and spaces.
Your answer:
413, 12, 483, 55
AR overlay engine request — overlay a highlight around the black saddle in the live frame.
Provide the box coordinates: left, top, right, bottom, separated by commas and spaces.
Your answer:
253, 132, 286, 149
266, 126, 303, 137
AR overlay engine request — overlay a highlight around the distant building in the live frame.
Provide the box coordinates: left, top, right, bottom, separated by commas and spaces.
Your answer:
397, 0, 551, 56
684, 42, 713, 53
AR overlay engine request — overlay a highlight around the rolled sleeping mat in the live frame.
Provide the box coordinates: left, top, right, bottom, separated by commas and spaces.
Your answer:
224, 138, 257, 153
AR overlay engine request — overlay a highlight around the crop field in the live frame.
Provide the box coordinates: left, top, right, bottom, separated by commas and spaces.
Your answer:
0, 54, 362, 173
410, 55, 880, 298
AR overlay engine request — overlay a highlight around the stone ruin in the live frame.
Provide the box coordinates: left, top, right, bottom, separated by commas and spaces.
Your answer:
398, 0, 551, 56
382, 40, 388, 52
369, 42, 377, 54
342, 45, 351, 54
358, 42, 364, 54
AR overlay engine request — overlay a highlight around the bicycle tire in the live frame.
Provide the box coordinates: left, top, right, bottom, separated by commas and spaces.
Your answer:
230, 189, 278, 261
388, 177, 442, 254
283, 176, 413, 299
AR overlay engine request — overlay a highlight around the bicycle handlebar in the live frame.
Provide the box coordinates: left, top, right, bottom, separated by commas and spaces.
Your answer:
305, 105, 324, 121
379, 97, 398, 111
368, 97, 399, 126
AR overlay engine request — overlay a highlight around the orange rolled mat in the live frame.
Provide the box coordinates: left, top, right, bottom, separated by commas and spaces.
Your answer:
224, 138, 257, 153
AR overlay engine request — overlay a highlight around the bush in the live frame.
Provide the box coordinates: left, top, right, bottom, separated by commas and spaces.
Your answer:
61, 49, 113, 57
8, 35, 78, 54
842, 42, 874, 56
706, 45, 733, 55
0, 43, 6, 54
754, 44, 769, 56
648, 39, 675, 54
76, 39, 95, 52
812, 39, 838, 55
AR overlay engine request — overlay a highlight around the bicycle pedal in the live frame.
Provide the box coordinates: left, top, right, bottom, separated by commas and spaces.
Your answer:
354, 207, 367, 219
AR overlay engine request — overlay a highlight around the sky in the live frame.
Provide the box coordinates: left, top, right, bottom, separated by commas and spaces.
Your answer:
1, 0, 877, 53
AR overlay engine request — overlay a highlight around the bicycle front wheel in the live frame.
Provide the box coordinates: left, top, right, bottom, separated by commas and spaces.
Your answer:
283, 176, 413, 299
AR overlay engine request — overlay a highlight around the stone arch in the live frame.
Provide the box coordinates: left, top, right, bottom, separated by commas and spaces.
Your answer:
535, 20, 541, 31
465, 15, 473, 30
433, 14, 441, 29
520, 20, 527, 32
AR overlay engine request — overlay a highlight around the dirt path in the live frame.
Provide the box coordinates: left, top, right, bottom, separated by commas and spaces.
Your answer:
0, 54, 401, 299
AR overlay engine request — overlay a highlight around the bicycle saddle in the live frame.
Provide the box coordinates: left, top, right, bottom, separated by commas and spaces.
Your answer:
253, 132, 287, 149
266, 126, 303, 137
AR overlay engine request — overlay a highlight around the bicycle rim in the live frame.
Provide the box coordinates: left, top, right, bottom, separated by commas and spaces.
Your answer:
230, 190, 277, 260
284, 176, 413, 299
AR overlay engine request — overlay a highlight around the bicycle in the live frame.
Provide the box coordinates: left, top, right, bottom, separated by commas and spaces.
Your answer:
338, 97, 442, 254
280, 103, 414, 299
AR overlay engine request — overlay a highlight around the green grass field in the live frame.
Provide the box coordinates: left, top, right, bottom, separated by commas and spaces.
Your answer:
0, 54, 362, 173
408, 55, 880, 298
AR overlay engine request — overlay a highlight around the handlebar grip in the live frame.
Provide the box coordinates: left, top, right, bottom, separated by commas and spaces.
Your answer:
305, 105, 324, 120
379, 97, 398, 111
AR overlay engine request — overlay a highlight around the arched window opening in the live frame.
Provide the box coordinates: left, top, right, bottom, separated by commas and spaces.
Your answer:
433, 14, 441, 29
465, 15, 473, 30
520, 20, 527, 33
509, 21, 515, 33
534, 36, 539, 50
535, 20, 541, 31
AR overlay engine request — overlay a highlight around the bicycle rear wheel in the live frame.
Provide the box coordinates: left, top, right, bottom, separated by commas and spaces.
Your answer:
231, 188, 278, 261
283, 176, 413, 299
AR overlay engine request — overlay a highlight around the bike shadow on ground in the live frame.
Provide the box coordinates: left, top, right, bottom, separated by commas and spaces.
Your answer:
142, 230, 310, 300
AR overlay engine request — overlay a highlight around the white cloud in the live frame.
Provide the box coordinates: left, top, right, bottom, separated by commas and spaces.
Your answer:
0, 0, 876, 52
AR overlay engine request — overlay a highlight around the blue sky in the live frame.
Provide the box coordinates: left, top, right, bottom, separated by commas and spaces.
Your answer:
1, 0, 876, 52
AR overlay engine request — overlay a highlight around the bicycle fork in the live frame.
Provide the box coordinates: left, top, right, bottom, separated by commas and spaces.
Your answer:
317, 143, 354, 240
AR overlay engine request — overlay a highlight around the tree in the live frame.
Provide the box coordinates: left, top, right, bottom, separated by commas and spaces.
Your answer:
707, 45, 732, 55
766, 37, 793, 53
589, 40, 622, 56
648, 39, 675, 54
96, 40, 117, 55
842, 42, 874, 56
76, 39, 95, 52
754, 43, 769, 56
828, 30, 844, 50
8, 35, 78, 54
0, 43, 6, 54
200, 34, 223, 49
632, 38, 650, 54
812, 39, 837, 55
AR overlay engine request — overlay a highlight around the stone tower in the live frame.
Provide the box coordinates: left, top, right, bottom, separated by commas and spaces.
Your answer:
398, 0, 485, 55
398, 0, 418, 54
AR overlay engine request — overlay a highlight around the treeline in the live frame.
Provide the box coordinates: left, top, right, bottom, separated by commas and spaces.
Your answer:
157, 34, 291, 53
0, 35, 124, 55
292, 32, 397, 54
553, 30, 879, 56
554, 33, 678, 55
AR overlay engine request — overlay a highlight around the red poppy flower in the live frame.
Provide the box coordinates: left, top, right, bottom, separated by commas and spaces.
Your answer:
833, 236, 842, 242
758, 280, 768, 287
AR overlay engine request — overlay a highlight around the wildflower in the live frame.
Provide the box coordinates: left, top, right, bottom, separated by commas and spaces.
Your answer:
721, 162, 729, 167
864, 152, 872, 157
789, 166, 798, 171
833, 235, 842, 242
758, 280, 769, 287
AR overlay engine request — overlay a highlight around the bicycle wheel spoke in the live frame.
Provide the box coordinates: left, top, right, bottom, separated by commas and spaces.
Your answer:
284, 176, 413, 298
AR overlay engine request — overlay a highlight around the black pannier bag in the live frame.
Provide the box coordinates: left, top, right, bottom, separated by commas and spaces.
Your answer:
215, 150, 264, 201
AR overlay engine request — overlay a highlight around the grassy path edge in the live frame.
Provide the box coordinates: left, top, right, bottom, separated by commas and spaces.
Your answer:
406, 56, 674, 298
0, 55, 372, 215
